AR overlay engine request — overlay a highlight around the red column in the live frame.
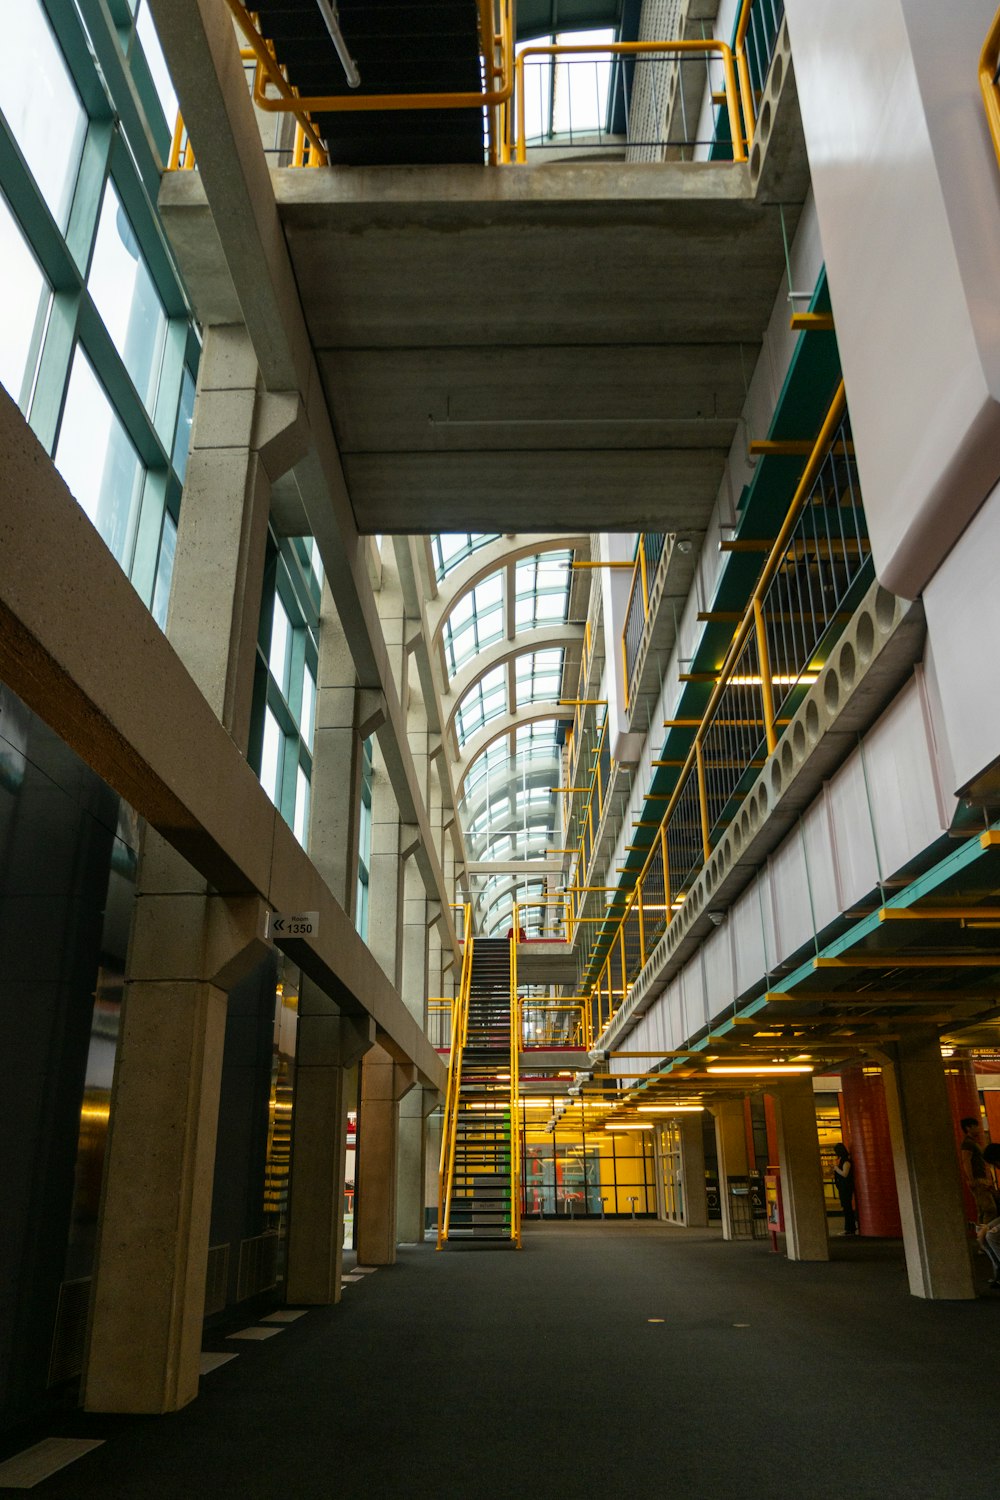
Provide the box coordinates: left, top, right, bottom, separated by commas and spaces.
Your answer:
944, 1057, 982, 1222
841, 1065, 902, 1238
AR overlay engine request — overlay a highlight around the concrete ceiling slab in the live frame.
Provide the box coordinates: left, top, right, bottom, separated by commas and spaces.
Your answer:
161, 161, 800, 535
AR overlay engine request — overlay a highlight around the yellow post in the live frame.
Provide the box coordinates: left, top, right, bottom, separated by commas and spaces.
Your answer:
753, 597, 778, 756
637, 882, 647, 967
695, 742, 712, 865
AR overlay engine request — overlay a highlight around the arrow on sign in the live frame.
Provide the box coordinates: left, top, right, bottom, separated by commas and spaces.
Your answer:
268, 911, 319, 940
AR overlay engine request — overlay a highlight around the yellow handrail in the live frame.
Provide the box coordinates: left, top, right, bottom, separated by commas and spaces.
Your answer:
436, 902, 474, 1248
582, 382, 855, 1035
981, 6, 1000, 173
234, 0, 514, 165
733, 0, 757, 153
509, 927, 522, 1247
222, 3, 328, 161
514, 40, 746, 164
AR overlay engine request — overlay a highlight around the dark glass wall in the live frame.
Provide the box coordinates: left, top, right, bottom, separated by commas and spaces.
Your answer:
0, 681, 126, 1430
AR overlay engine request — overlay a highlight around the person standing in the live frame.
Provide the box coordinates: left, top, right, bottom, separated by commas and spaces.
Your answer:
832, 1143, 857, 1236
960, 1116, 997, 1224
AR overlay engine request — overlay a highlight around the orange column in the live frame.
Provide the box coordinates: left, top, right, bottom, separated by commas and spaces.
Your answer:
841, 1066, 902, 1238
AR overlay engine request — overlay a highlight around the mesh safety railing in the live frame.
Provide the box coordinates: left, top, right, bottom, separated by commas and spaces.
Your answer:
583, 381, 871, 1022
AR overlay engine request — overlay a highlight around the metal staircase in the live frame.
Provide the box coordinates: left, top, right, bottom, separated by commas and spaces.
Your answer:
250, 0, 486, 164
438, 924, 521, 1247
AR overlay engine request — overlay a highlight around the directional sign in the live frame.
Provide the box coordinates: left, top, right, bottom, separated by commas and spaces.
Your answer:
268, 911, 319, 940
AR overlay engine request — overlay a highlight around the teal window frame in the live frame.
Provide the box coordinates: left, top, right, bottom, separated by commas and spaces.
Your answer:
1, 0, 199, 623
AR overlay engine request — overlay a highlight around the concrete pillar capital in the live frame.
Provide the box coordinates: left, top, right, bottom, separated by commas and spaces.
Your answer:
358, 688, 388, 739
252, 389, 310, 482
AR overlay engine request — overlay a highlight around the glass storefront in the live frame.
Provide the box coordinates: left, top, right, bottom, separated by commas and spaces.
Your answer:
519, 1098, 656, 1216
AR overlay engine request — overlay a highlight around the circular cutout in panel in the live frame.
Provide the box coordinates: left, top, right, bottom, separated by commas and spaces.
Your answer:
875, 586, 897, 632
771, 761, 783, 797
771, 55, 783, 95
760, 101, 772, 144
792, 720, 806, 759
839, 641, 856, 691
750, 142, 762, 181
824, 671, 840, 714
806, 700, 820, 742
856, 610, 875, 665
781, 741, 794, 776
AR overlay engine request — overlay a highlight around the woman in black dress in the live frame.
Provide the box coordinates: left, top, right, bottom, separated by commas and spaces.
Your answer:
833, 1143, 857, 1236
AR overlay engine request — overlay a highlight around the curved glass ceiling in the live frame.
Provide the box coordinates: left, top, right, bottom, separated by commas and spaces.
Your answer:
432, 532, 499, 581
453, 647, 566, 750
440, 548, 574, 680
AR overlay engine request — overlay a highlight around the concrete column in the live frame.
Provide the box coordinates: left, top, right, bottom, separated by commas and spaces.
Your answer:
396, 1089, 439, 1245
166, 326, 271, 751
309, 585, 363, 914
771, 1080, 829, 1263
368, 749, 404, 986
881, 1030, 976, 1300
679, 1114, 709, 1228
84, 835, 270, 1413
285, 980, 374, 1303
713, 1099, 749, 1241
356, 1044, 417, 1265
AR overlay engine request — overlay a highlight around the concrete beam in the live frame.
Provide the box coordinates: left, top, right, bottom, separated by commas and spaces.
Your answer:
148, 0, 457, 961
0, 388, 444, 1093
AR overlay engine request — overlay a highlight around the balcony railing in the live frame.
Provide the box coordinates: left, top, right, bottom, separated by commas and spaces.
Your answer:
169, 16, 786, 170
582, 382, 870, 1038
622, 532, 667, 708
514, 41, 745, 164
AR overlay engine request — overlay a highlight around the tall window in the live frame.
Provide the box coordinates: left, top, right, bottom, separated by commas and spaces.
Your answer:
356, 738, 373, 940
0, 0, 198, 628
251, 537, 321, 849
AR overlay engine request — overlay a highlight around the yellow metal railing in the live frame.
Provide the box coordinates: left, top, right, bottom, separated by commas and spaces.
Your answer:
981, 6, 1000, 173
167, 12, 780, 171
436, 903, 474, 1249
509, 929, 522, 1247
582, 382, 870, 1037
513, 40, 746, 164
228, 0, 514, 167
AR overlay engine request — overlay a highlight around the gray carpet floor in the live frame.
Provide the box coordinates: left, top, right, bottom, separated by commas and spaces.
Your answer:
4, 1222, 999, 1498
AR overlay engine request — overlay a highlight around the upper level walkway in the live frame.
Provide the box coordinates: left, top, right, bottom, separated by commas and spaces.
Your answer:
6, 1222, 998, 1497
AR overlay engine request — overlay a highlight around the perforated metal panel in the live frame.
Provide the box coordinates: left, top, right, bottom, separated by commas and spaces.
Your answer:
47, 1278, 91, 1386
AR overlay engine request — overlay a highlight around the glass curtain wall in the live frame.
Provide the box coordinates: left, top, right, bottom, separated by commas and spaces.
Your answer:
0, 0, 199, 629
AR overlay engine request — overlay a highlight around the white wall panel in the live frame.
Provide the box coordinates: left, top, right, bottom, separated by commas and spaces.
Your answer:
826, 755, 881, 907
923, 473, 1000, 793
769, 827, 815, 962
800, 795, 843, 933
862, 676, 948, 879
784, 0, 1000, 597
703, 920, 736, 1018
731, 879, 768, 994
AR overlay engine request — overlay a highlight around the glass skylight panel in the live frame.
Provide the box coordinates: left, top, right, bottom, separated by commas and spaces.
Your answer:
432, 532, 500, 580
455, 665, 507, 746
442, 570, 505, 675
515, 648, 564, 706
515, 552, 572, 629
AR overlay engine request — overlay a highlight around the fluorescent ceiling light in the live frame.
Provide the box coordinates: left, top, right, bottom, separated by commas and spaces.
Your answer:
706, 1064, 814, 1075
636, 1105, 706, 1113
